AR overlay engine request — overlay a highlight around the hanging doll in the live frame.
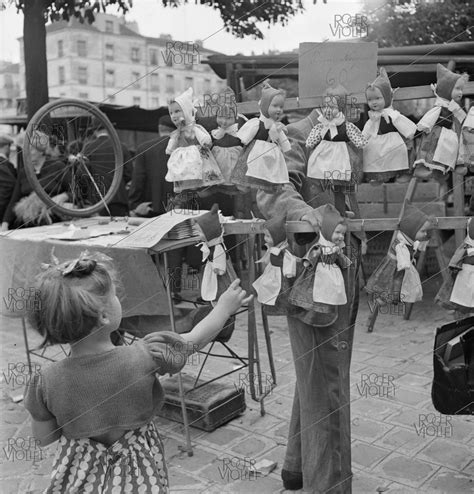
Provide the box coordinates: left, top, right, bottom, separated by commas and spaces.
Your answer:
435, 218, 474, 314
230, 82, 291, 193
306, 84, 369, 216
165, 87, 224, 193
362, 68, 417, 184
210, 87, 243, 194
414, 64, 468, 179
365, 202, 435, 308
458, 106, 474, 172
194, 203, 237, 303
252, 215, 300, 316
289, 204, 352, 326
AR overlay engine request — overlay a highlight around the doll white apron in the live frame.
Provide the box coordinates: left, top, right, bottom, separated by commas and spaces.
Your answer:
212, 146, 241, 184
199, 236, 227, 301
166, 146, 202, 182
395, 235, 423, 303
450, 263, 474, 307
312, 237, 347, 305
307, 141, 351, 181
246, 140, 289, 183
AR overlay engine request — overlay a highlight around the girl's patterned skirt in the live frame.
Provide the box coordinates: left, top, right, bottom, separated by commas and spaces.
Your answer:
45, 422, 169, 493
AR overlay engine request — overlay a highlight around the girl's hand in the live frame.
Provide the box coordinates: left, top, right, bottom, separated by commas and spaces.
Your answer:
216, 279, 253, 316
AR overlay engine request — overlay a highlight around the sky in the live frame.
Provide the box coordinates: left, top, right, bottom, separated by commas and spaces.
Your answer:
0, 0, 367, 63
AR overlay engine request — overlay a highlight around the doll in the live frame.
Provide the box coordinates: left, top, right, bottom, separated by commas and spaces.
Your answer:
458, 106, 474, 171
194, 203, 237, 302
306, 84, 369, 216
252, 215, 299, 316
165, 87, 224, 193
210, 87, 243, 194
414, 64, 468, 178
230, 82, 291, 193
362, 68, 417, 184
289, 204, 352, 326
435, 218, 474, 313
365, 202, 435, 307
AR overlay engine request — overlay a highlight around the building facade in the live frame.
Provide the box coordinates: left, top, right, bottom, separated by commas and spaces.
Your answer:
18, 13, 225, 109
0, 62, 20, 117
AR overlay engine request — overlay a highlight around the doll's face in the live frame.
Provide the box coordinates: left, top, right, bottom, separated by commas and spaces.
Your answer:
366, 87, 385, 112
322, 96, 340, 120
267, 94, 285, 121
169, 102, 185, 127
331, 223, 347, 247
216, 110, 236, 130
451, 78, 465, 103
415, 220, 433, 241
263, 229, 274, 247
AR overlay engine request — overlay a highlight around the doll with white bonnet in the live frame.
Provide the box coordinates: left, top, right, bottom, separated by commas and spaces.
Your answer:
306, 85, 369, 215
253, 214, 299, 316
362, 68, 417, 184
165, 87, 224, 193
435, 218, 474, 313
231, 82, 291, 193
414, 64, 468, 178
365, 202, 435, 307
210, 87, 243, 194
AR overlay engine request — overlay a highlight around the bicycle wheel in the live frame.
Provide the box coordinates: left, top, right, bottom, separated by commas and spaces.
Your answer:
23, 99, 123, 218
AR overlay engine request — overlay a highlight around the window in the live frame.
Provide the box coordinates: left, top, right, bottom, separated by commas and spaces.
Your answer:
105, 43, 114, 61
105, 69, 115, 87
203, 78, 211, 93
185, 77, 193, 90
151, 73, 159, 89
132, 72, 140, 89
78, 92, 88, 99
151, 97, 159, 107
133, 97, 141, 106
77, 40, 87, 57
4, 74, 13, 88
131, 47, 140, 62
58, 40, 63, 58
149, 49, 158, 66
78, 66, 88, 84
166, 74, 174, 93
58, 66, 65, 84
105, 20, 114, 33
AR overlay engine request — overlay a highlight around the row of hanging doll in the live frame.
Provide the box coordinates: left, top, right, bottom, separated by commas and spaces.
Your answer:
165, 63, 473, 195
193, 203, 474, 322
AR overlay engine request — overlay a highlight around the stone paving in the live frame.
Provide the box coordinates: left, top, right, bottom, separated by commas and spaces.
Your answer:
1, 276, 473, 493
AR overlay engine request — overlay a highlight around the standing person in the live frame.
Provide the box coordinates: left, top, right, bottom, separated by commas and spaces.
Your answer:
0, 134, 17, 230
82, 125, 132, 217
256, 108, 360, 493
24, 251, 251, 493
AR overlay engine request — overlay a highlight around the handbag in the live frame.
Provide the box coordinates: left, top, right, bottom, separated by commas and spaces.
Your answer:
431, 316, 474, 415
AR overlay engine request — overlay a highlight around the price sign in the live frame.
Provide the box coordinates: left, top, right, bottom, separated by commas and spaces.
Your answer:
298, 42, 377, 99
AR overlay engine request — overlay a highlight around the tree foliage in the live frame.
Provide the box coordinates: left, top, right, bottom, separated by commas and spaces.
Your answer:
363, 0, 473, 47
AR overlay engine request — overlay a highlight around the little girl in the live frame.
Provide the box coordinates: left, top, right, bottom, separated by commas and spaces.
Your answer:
289, 204, 352, 326
230, 82, 291, 193
362, 68, 417, 183
24, 250, 251, 493
365, 202, 435, 306
435, 218, 474, 313
210, 87, 243, 194
414, 64, 468, 178
306, 84, 369, 215
165, 87, 224, 193
252, 214, 299, 316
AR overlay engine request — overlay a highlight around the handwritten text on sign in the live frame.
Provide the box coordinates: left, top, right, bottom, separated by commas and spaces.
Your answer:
298, 42, 377, 99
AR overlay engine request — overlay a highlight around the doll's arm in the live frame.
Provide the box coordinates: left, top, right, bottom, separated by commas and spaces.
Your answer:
395, 241, 411, 271
448, 100, 467, 123
236, 118, 260, 145
448, 243, 467, 271
165, 130, 180, 155
416, 107, 440, 133
305, 125, 323, 149
194, 124, 212, 148
272, 122, 291, 152
388, 111, 417, 139
346, 122, 369, 148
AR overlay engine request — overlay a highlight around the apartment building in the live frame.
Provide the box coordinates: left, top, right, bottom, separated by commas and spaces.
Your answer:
18, 13, 225, 108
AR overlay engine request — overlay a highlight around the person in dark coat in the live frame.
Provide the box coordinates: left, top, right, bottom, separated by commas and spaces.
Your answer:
0, 134, 17, 230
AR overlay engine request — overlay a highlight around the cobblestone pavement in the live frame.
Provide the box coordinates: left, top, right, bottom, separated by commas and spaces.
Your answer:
1, 277, 473, 493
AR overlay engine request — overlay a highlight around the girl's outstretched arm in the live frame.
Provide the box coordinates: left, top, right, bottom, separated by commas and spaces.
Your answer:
31, 418, 61, 447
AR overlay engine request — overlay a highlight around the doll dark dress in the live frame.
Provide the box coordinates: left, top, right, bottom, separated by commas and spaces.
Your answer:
252, 215, 300, 316
435, 219, 474, 313
365, 203, 434, 305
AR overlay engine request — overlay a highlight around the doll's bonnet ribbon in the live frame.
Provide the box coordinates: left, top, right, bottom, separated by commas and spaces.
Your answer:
317, 112, 345, 139
198, 235, 227, 301
211, 123, 239, 140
